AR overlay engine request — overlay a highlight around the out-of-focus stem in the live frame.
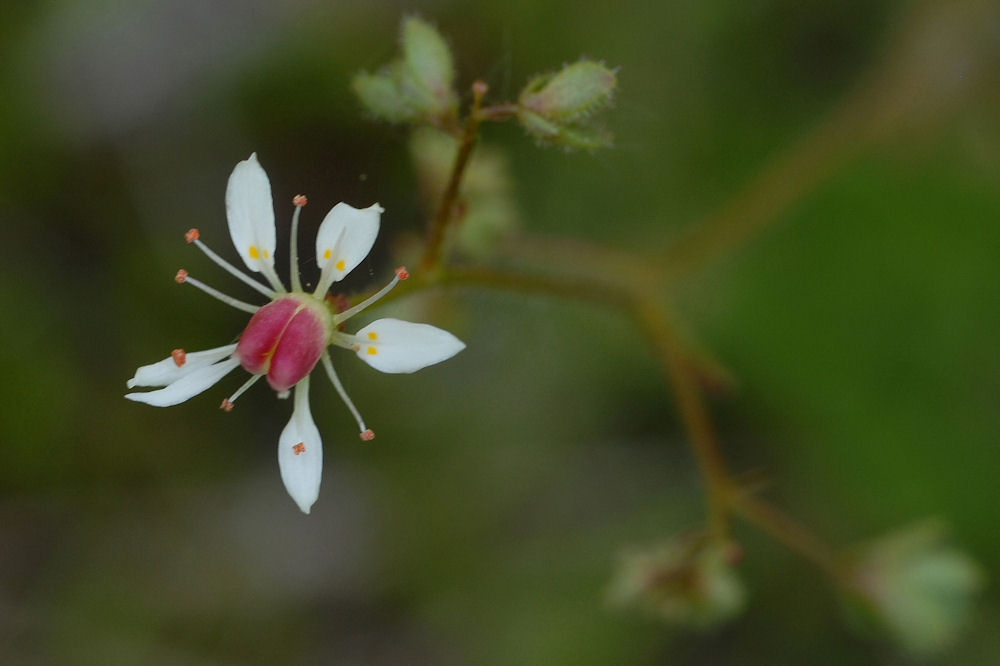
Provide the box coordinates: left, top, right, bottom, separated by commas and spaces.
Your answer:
379, 262, 738, 534
420, 81, 488, 273
731, 491, 847, 583
660, 1, 994, 282
631, 298, 733, 535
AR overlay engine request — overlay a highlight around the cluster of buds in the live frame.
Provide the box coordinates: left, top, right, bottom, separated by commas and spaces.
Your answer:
840, 520, 984, 656
608, 533, 746, 629
352, 16, 458, 127
516, 59, 617, 150
352, 18, 617, 151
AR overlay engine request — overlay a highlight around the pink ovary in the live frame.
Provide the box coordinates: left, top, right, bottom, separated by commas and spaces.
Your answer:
235, 296, 327, 392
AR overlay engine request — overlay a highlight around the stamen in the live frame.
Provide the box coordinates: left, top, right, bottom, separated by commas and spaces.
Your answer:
181, 273, 260, 314
175, 269, 188, 283
320, 352, 369, 435
185, 228, 200, 243
292, 442, 306, 455
360, 429, 375, 442
226, 373, 263, 406
192, 239, 276, 298
289, 196, 305, 292
171, 349, 187, 367
220, 398, 234, 412
333, 266, 408, 324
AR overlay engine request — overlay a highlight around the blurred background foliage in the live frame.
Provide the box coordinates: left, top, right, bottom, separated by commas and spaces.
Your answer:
1, 0, 998, 663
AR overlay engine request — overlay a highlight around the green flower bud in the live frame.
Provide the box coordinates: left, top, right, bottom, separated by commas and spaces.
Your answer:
608, 534, 745, 630
520, 60, 617, 122
401, 16, 457, 114
841, 520, 984, 657
352, 69, 420, 124
352, 17, 458, 126
516, 60, 617, 150
517, 108, 614, 150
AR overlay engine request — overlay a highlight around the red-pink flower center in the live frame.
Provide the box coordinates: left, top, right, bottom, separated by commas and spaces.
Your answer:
235, 296, 328, 392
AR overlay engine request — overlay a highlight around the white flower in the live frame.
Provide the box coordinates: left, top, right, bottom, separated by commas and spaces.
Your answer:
126, 153, 465, 513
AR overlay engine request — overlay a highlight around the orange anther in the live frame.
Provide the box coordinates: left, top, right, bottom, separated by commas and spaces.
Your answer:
394, 266, 409, 280
171, 349, 186, 367
174, 269, 188, 283
292, 442, 306, 455
220, 399, 234, 412
184, 228, 200, 243
360, 429, 375, 442
292, 194, 308, 207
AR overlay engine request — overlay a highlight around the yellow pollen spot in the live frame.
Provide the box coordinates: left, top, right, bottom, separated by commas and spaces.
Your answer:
323, 249, 331, 260
336, 259, 346, 271
248, 245, 260, 259
264, 249, 270, 259
366, 346, 377, 355
367, 332, 377, 340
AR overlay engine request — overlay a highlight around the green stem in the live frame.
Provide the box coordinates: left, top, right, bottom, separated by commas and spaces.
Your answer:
419, 81, 488, 273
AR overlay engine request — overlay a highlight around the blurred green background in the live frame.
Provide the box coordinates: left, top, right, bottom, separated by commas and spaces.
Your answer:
1, 0, 998, 663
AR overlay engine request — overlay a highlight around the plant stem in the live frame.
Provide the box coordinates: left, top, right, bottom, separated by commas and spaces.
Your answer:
384, 262, 737, 535
631, 298, 733, 535
731, 491, 847, 583
420, 81, 488, 273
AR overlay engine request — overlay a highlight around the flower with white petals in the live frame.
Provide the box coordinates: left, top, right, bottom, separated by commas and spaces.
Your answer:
126, 153, 465, 514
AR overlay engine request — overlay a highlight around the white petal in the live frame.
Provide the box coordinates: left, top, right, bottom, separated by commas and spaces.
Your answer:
225, 153, 276, 274
353, 318, 465, 374
126, 344, 238, 389
315, 202, 382, 282
125, 357, 240, 407
278, 376, 323, 514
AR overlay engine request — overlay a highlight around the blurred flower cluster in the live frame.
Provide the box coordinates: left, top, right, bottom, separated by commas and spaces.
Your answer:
841, 520, 985, 656
608, 533, 746, 630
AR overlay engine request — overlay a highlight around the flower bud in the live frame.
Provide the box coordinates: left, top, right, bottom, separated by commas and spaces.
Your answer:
235, 295, 330, 392
841, 520, 984, 656
517, 60, 617, 150
352, 68, 419, 124
401, 16, 457, 113
520, 60, 616, 122
608, 534, 745, 629
352, 17, 458, 125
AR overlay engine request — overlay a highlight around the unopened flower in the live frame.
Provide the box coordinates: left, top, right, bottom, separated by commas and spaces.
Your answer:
608, 533, 745, 629
126, 154, 465, 513
841, 520, 984, 656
